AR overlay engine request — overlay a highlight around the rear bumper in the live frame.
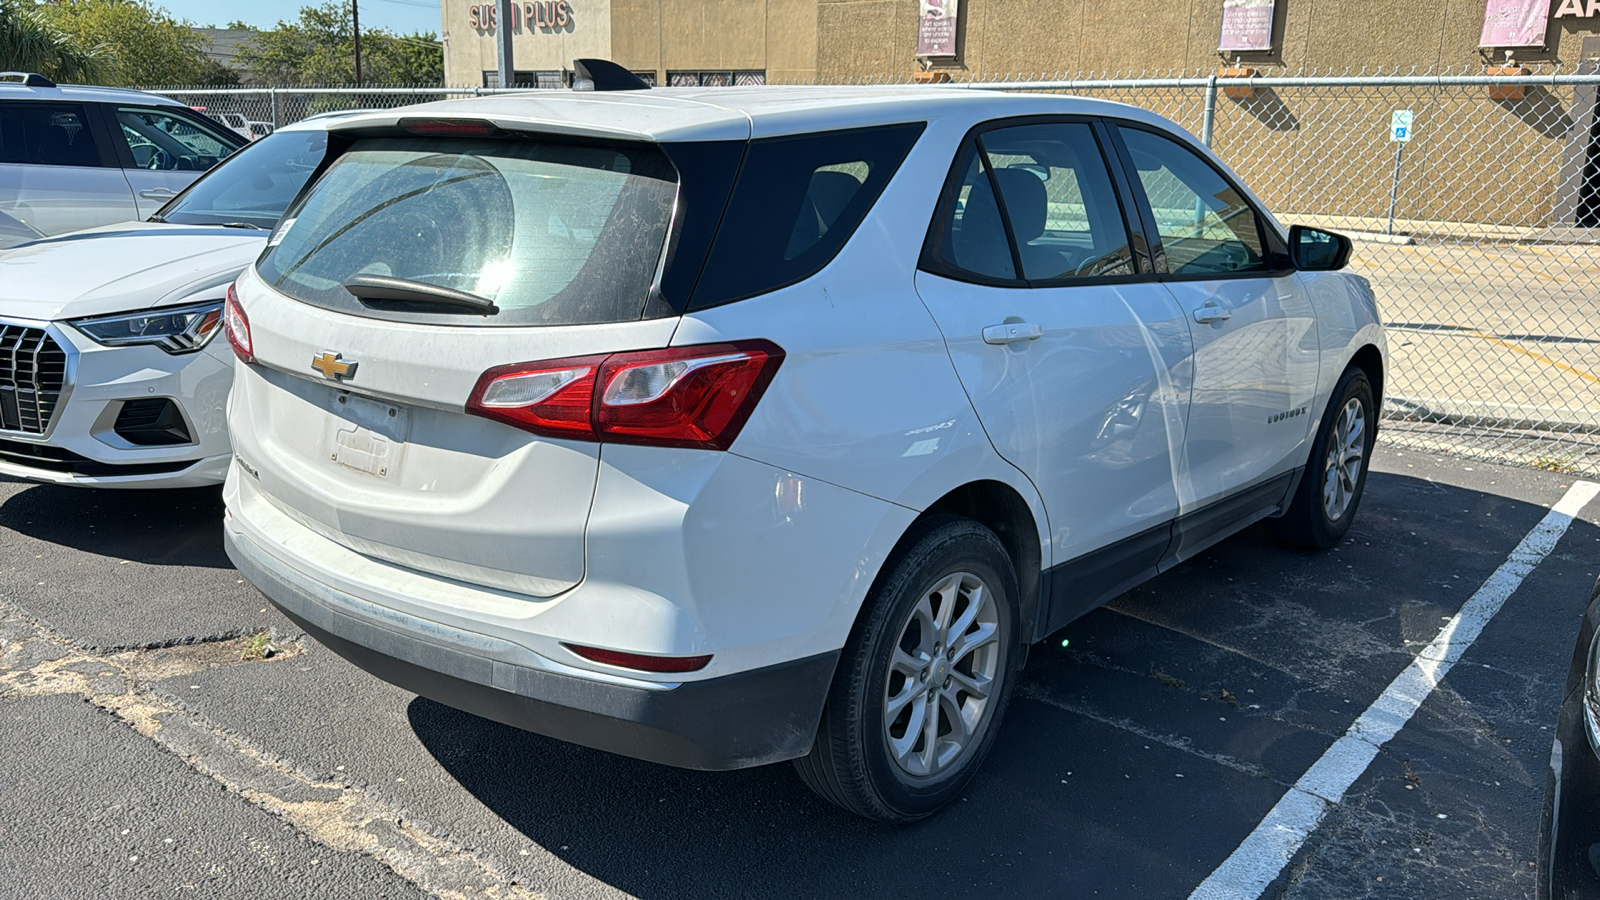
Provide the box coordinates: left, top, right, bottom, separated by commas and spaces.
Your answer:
226, 524, 839, 771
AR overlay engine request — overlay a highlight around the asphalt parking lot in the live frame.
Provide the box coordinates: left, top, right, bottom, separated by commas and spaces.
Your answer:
2, 445, 1597, 899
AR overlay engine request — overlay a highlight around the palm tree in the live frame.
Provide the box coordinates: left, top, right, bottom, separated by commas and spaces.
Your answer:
0, 0, 107, 83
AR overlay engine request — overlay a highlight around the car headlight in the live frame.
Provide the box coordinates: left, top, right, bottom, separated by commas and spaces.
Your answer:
71, 300, 225, 354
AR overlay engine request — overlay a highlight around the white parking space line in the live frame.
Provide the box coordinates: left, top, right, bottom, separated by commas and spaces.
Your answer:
1189, 480, 1600, 900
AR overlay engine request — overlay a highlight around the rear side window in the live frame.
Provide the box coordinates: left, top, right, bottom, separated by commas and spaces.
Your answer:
688, 123, 925, 310
923, 120, 1134, 285
0, 102, 104, 167
256, 137, 678, 327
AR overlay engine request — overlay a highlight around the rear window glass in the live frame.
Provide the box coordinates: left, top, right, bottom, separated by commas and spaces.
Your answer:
688, 123, 925, 310
256, 137, 678, 327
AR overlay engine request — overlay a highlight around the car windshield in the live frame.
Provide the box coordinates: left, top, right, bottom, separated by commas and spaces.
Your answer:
154, 129, 329, 230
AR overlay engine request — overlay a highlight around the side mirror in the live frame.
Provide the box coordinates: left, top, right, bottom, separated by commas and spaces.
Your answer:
1288, 225, 1352, 271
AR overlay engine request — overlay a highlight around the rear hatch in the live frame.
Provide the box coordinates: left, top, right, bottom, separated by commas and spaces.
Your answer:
228, 130, 689, 597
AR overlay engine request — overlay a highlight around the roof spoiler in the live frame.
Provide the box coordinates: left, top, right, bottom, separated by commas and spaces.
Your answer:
0, 72, 58, 88
571, 59, 650, 92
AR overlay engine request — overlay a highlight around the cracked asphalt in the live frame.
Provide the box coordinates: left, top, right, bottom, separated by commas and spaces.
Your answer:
1, 445, 1596, 899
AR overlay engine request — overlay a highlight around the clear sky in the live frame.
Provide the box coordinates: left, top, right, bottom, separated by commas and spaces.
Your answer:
153, 0, 443, 35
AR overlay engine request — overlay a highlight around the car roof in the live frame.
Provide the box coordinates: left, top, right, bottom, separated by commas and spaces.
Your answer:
324, 86, 1172, 143
280, 109, 378, 131
0, 81, 187, 107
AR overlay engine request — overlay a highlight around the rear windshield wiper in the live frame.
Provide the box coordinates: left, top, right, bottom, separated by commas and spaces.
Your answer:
343, 275, 500, 315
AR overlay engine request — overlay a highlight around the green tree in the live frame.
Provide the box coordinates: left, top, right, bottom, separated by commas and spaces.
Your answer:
194, 55, 241, 86
0, 0, 108, 82
39, 0, 230, 86
237, 1, 441, 86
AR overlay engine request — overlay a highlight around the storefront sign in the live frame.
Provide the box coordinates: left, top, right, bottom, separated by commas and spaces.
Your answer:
917, 0, 959, 58
1555, 0, 1600, 18
1480, 0, 1549, 46
470, 0, 572, 33
1219, 0, 1276, 53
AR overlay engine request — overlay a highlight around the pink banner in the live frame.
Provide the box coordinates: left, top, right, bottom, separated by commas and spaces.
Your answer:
1480, 0, 1550, 47
917, 0, 959, 57
1219, 0, 1276, 52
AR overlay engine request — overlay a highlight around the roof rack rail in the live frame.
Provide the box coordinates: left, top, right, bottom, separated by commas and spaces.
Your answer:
571, 59, 650, 92
0, 72, 58, 88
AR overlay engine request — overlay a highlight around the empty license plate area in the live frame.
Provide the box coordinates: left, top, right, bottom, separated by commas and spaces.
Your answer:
323, 391, 409, 479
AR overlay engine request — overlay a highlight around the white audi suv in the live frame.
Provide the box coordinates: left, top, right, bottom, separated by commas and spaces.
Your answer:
0, 116, 348, 487
222, 66, 1385, 821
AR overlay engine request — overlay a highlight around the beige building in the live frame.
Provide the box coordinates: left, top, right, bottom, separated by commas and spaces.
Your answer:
442, 0, 1600, 87
438, 0, 1600, 228
441, 0, 817, 87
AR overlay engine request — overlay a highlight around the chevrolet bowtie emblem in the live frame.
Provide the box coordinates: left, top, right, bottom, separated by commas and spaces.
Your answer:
311, 352, 357, 380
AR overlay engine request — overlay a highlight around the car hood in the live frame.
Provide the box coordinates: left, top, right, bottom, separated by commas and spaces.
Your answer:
0, 221, 267, 321
0, 209, 45, 251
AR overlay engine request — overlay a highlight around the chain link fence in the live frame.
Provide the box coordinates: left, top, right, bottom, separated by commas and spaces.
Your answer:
151, 71, 1600, 475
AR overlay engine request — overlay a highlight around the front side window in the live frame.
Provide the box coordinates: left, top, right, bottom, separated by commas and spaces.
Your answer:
155, 129, 329, 230
926, 121, 1133, 284
114, 106, 240, 172
0, 102, 103, 167
257, 136, 678, 327
1118, 126, 1268, 277
688, 123, 924, 309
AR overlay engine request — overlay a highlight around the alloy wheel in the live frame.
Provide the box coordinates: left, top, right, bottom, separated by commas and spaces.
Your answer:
1322, 397, 1366, 522
882, 571, 1002, 779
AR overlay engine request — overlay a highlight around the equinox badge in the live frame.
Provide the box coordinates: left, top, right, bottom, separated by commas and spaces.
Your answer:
311, 351, 357, 381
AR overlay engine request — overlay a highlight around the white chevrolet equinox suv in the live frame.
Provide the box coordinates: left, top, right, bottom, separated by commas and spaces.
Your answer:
223, 66, 1386, 822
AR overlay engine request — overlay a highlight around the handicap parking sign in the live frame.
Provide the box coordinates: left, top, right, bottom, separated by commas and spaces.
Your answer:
1390, 109, 1414, 143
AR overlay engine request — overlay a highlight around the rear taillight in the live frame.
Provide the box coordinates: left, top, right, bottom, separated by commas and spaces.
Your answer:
466, 340, 783, 450
223, 284, 253, 363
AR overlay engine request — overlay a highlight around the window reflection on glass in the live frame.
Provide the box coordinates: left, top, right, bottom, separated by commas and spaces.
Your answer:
115, 107, 234, 172
1120, 127, 1268, 276
258, 137, 678, 327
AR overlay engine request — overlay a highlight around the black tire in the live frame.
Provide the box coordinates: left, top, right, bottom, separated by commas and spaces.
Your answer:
792, 515, 1022, 823
1272, 366, 1377, 549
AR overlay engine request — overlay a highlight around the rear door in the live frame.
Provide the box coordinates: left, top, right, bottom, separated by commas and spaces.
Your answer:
1110, 124, 1320, 528
101, 104, 244, 218
0, 100, 138, 235
229, 132, 686, 598
914, 119, 1194, 628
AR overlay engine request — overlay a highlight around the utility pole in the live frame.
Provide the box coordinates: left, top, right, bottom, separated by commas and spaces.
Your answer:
495, 0, 514, 88
352, 0, 363, 86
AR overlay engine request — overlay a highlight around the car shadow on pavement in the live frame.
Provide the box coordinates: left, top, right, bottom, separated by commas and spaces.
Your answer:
404, 465, 1600, 899
0, 479, 229, 568
405, 686, 1259, 900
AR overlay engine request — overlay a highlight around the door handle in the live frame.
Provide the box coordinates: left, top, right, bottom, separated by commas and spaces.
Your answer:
1192, 303, 1232, 324
139, 188, 177, 200
982, 322, 1044, 345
